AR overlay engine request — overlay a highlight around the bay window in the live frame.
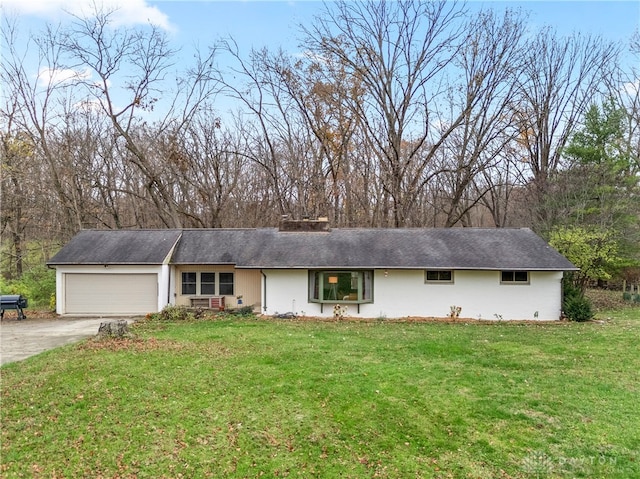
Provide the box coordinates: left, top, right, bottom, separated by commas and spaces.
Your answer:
309, 270, 373, 303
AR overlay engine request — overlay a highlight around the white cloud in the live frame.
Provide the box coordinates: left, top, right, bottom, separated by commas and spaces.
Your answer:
38, 67, 92, 87
621, 79, 640, 97
75, 98, 104, 113
0, 0, 173, 31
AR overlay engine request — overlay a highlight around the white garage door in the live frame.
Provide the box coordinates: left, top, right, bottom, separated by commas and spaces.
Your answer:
65, 273, 158, 315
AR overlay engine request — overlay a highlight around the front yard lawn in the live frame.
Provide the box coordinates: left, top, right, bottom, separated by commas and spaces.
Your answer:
2, 310, 639, 478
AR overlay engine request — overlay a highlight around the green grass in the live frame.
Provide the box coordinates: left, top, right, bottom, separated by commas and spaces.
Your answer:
2, 310, 639, 478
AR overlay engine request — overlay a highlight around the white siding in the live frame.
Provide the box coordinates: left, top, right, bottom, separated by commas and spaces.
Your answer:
367, 270, 563, 320
261, 270, 313, 316
262, 269, 563, 320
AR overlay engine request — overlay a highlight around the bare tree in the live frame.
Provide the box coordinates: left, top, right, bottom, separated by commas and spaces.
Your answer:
474, 145, 530, 228
262, 50, 364, 225
302, 0, 468, 227
512, 28, 619, 233
217, 42, 301, 218
1, 111, 36, 277
159, 107, 246, 228
609, 31, 640, 174
436, 8, 527, 226
58, 7, 219, 228
0, 18, 94, 238
218, 42, 361, 223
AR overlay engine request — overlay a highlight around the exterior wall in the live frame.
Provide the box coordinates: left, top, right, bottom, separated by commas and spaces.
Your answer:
159, 264, 171, 309
261, 269, 316, 316
55, 266, 563, 319
171, 266, 261, 311
366, 270, 563, 320
55, 265, 164, 315
262, 269, 563, 320
235, 270, 262, 311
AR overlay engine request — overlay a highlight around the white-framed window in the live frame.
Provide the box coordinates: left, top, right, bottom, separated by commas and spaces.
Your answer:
200, 272, 216, 295
182, 272, 197, 295
181, 271, 234, 295
501, 271, 529, 284
309, 270, 373, 303
219, 272, 235, 296
425, 270, 454, 283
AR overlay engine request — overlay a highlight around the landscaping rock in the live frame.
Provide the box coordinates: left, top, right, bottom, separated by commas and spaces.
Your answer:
97, 320, 129, 337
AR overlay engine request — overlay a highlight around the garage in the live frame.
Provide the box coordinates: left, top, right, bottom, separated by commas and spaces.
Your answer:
65, 273, 158, 315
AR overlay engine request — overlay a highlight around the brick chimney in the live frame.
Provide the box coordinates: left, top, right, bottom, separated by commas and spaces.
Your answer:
279, 215, 330, 232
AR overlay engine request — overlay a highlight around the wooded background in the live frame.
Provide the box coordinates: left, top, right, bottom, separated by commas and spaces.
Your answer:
2, 1, 639, 284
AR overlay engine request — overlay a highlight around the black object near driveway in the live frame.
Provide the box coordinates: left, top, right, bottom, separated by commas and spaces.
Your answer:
0, 295, 28, 320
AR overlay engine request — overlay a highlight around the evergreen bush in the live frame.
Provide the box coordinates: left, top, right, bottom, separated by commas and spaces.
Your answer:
563, 295, 594, 322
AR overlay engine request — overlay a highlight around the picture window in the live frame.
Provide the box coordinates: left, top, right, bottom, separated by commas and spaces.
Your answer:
309, 270, 373, 303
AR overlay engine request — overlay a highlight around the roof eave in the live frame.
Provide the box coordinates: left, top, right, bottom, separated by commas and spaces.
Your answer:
234, 265, 579, 271
47, 262, 165, 266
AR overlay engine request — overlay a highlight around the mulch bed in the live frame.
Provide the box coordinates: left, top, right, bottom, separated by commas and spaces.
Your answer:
277, 315, 571, 325
0, 310, 58, 322
1, 310, 584, 326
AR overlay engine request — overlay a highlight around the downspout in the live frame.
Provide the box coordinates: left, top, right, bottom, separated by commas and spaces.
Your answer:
261, 270, 267, 313
560, 270, 565, 320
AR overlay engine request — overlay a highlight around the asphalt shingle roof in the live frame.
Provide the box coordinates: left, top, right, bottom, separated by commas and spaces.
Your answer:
49, 227, 577, 271
47, 230, 183, 265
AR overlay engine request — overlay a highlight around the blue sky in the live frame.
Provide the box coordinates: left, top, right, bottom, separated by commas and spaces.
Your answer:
155, 1, 639, 58
1, 0, 638, 118
3, 0, 638, 53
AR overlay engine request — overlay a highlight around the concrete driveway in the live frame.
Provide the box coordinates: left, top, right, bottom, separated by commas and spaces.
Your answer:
0, 317, 132, 366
